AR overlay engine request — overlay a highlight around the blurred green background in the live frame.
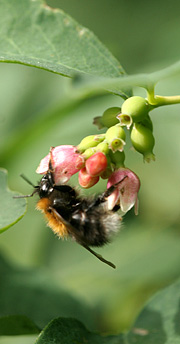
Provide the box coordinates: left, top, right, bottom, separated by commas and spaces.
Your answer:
0, 0, 180, 335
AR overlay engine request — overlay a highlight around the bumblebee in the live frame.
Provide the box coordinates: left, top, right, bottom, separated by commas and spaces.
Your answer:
17, 154, 124, 269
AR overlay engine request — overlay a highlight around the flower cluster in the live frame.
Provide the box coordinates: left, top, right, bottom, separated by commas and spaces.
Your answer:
36, 96, 157, 216
94, 96, 155, 162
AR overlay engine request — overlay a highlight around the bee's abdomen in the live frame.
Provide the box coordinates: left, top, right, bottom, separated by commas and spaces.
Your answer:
70, 208, 120, 247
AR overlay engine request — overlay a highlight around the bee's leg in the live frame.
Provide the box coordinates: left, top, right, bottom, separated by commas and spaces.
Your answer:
82, 244, 116, 269
88, 175, 128, 209
102, 175, 128, 199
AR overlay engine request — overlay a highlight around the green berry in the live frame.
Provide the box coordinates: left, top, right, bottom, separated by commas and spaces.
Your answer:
130, 123, 155, 162
105, 124, 126, 152
105, 124, 126, 142
121, 96, 149, 123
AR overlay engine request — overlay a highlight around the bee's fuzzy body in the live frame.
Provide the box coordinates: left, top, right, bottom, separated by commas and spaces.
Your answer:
17, 153, 124, 268
36, 184, 121, 247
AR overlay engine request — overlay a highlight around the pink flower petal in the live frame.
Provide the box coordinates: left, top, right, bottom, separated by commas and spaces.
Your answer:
107, 168, 140, 214
36, 145, 85, 184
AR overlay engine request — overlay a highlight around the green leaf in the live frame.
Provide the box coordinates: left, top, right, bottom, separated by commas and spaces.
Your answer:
126, 278, 180, 344
35, 318, 124, 344
0, 254, 95, 330
0, 315, 40, 336
0, 169, 27, 233
0, 0, 129, 96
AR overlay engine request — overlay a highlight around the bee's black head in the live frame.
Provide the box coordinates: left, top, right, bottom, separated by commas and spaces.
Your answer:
38, 171, 55, 198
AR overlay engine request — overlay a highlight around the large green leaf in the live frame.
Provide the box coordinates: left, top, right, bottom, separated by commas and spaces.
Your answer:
0, 0, 128, 96
126, 278, 180, 344
0, 169, 27, 233
0, 254, 95, 330
35, 278, 180, 344
35, 318, 124, 344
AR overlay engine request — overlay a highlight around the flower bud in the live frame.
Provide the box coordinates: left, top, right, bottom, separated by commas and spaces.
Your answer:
78, 168, 99, 188
130, 123, 155, 162
93, 107, 120, 129
117, 96, 149, 128
78, 134, 105, 152
85, 152, 108, 177
82, 147, 96, 160
95, 141, 109, 155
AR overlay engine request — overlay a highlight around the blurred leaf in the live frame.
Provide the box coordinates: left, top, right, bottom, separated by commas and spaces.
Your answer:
35, 318, 124, 344
0, 169, 27, 233
0, 0, 130, 97
20, 275, 180, 343
0, 315, 40, 336
126, 278, 180, 344
0, 254, 95, 330
50, 226, 180, 333
71, 60, 180, 93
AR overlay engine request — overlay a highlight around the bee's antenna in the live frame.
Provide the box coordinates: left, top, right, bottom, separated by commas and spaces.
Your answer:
13, 190, 38, 199
13, 174, 38, 199
82, 245, 116, 269
20, 174, 36, 188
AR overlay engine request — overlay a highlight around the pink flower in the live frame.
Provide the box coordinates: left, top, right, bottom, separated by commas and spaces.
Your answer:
107, 168, 140, 215
36, 145, 85, 184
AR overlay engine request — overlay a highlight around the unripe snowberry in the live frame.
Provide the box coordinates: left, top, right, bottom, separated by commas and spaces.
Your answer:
85, 152, 108, 177
117, 96, 149, 128
79, 168, 99, 188
130, 123, 155, 162
105, 124, 126, 152
93, 107, 120, 129
106, 124, 126, 142
78, 134, 105, 152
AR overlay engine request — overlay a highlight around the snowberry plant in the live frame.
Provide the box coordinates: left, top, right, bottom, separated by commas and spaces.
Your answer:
0, 0, 180, 343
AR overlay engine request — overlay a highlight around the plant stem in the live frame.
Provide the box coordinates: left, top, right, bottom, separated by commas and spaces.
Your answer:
147, 87, 180, 109
153, 95, 180, 106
